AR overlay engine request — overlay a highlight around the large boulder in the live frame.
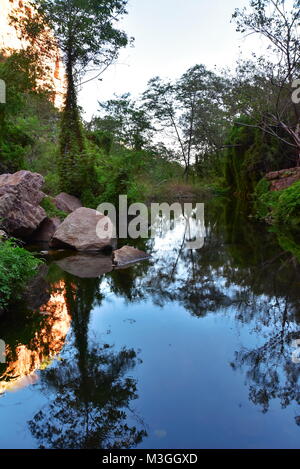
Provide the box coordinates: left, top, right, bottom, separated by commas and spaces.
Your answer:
54, 192, 82, 214
113, 245, 150, 268
50, 207, 114, 251
31, 217, 61, 243
0, 170, 46, 237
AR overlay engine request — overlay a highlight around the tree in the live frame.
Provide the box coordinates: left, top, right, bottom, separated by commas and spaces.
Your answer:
232, 0, 300, 161
21, 0, 131, 194
142, 77, 188, 176
0, 50, 49, 173
29, 275, 146, 449
177, 65, 229, 176
143, 66, 228, 179
92, 93, 153, 151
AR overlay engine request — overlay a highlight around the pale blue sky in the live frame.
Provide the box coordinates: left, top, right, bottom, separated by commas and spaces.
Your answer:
80, 0, 259, 119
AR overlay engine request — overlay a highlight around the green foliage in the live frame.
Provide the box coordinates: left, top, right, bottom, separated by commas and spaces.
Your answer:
275, 181, 300, 226
28, 0, 131, 198
0, 51, 58, 174
275, 230, 300, 262
223, 118, 291, 198
254, 178, 280, 220
254, 180, 300, 227
0, 240, 42, 311
40, 197, 67, 219
94, 93, 153, 151
96, 147, 147, 206
43, 172, 61, 197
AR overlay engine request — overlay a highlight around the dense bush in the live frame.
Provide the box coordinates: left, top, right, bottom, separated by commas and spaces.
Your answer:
223, 118, 295, 198
40, 196, 67, 219
0, 240, 42, 311
254, 179, 300, 227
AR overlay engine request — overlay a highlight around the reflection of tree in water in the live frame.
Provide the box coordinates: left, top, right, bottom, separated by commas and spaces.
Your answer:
231, 328, 300, 425
108, 199, 300, 321
107, 198, 300, 425
29, 274, 147, 449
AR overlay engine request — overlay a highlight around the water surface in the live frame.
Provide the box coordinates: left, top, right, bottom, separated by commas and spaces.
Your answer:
0, 198, 299, 449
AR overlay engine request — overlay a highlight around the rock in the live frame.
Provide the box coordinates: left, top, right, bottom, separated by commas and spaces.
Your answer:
113, 245, 150, 268
50, 207, 114, 251
54, 192, 82, 214
0, 230, 8, 241
265, 167, 300, 191
0, 170, 46, 237
31, 217, 61, 243
56, 253, 113, 278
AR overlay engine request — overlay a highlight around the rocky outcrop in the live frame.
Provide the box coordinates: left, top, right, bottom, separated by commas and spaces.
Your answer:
0, 170, 46, 237
113, 246, 150, 268
265, 167, 300, 191
31, 217, 61, 243
50, 207, 114, 251
54, 192, 82, 214
56, 253, 113, 278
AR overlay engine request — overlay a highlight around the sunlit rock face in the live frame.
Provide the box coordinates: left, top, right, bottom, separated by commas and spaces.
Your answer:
0, 0, 66, 109
0, 281, 71, 394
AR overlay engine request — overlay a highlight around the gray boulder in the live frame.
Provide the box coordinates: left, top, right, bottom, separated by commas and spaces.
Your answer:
0, 170, 46, 237
50, 207, 114, 251
54, 192, 82, 214
113, 245, 150, 268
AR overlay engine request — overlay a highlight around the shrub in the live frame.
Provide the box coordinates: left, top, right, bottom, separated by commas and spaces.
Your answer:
40, 196, 67, 219
0, 240, 42, 311
43, 172, 61, 196
275, 181, 300, 225
254, 179, 300, 227
223, 118, 295, 198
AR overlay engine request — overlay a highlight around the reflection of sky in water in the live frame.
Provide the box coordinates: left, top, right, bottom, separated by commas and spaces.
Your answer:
0, 201, 299, 449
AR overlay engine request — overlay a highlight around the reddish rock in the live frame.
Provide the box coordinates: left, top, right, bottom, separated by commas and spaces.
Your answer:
0, 170, 46, 237
265, 167, 300, 180
50, 207, 114, 251
54, 192, 82, 214
31, 217, 61, 243
113, 245, 150, 268
265, 167, 300, 191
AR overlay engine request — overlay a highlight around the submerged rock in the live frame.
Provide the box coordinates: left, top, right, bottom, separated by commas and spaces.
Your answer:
113, 245, 150, 268
54, 192, 82, 214
50, 207, 114, 251
56, 253, 113, 278
0, 170, 46, 237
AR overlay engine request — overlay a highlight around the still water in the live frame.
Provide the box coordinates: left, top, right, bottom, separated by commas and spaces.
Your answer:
0, 198, 299, 449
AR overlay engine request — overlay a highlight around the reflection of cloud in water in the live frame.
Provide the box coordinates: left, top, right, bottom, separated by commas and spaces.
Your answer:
151, 213, 205, 253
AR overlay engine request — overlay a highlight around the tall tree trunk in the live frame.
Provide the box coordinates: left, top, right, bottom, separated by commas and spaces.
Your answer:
59, 53, 85, 194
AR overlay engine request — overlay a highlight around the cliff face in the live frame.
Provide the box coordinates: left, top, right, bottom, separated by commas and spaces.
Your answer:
0, 0, 65, 109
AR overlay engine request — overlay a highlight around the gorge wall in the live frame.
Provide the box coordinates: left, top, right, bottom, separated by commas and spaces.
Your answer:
0, 0, 65, 108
